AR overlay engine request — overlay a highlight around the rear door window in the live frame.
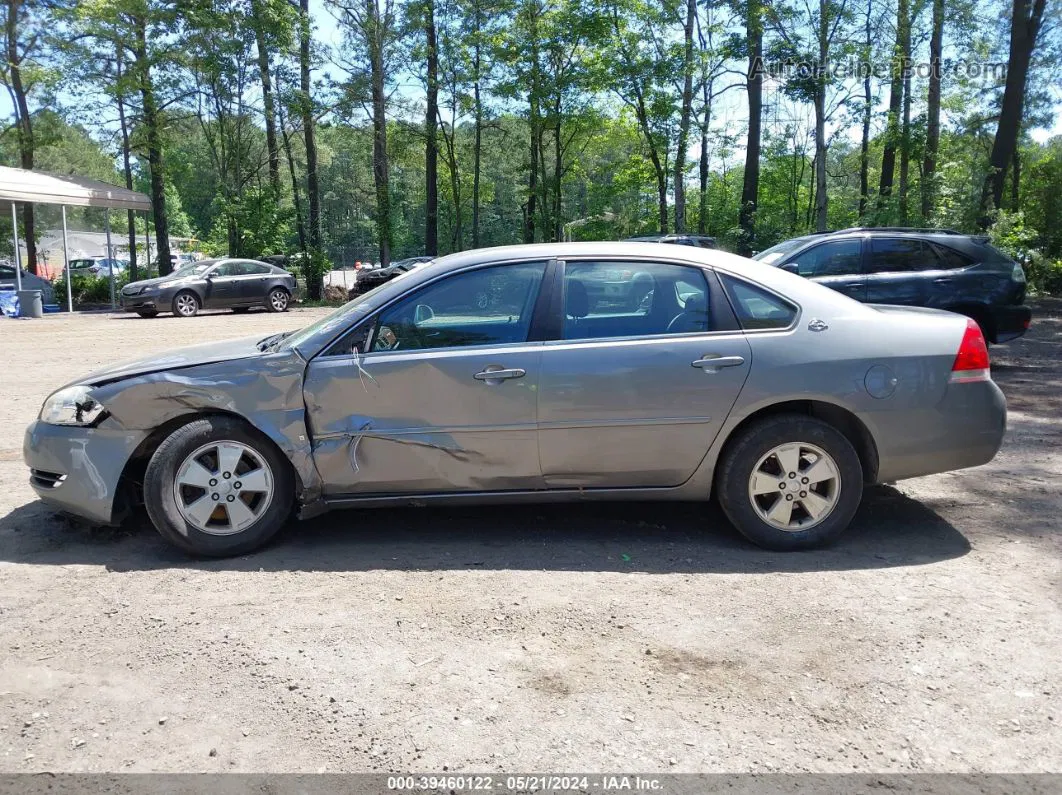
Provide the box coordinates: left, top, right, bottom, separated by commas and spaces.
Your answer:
868, 239, 930, 272
562, 260, 712, 340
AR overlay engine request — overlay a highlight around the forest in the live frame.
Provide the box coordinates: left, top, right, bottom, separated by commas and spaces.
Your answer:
1, 0, 1060, 298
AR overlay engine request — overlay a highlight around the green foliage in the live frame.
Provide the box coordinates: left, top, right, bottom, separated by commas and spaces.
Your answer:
53, 273, 130, 307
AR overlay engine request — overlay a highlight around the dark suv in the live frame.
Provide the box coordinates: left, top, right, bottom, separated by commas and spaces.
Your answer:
753, 228, 1032, 343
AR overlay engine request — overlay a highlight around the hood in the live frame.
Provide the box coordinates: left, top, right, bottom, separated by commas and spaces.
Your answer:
72, 334, 268, 387
125, 273, 192, 290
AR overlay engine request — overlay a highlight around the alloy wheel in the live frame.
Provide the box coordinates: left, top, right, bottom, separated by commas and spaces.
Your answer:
747, 442, 841, 532
174, 441, 274, 535
175, 293, 198, 317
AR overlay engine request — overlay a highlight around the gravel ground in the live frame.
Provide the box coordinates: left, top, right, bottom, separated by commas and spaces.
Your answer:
0, 303, 1059, 774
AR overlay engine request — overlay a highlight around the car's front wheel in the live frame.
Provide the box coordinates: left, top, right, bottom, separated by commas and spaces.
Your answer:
172, 291, 200, 318
143, 416, 295, 557
267, 288, 290, 313
716, 414, 863, 551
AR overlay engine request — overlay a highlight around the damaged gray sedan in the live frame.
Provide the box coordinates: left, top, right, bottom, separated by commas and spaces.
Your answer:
24, 242, 1006, 557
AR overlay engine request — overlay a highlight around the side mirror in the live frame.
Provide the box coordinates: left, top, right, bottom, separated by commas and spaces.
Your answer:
779, 262, 800, 274
413, 304, 435, 325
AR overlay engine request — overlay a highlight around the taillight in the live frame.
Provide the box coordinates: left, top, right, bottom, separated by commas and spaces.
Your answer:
1012, 263, 1026, 283
950, 318, 990, 383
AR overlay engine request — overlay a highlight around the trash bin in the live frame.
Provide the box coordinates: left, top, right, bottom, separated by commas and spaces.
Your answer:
17, 289, 43, 318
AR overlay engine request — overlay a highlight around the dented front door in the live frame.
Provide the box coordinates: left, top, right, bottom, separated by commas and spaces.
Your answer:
303, 260, 550, 495
304, 345, 544, 494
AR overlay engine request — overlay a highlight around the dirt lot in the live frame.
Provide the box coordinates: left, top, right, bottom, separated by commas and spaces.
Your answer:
0, 303, 1059, 774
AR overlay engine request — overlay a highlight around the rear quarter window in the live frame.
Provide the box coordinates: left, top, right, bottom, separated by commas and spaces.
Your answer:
721, 275, 798, 330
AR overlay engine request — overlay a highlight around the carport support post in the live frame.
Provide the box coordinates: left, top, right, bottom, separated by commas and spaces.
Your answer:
62, 206, 72, 313
145, 215, 151, 273
105, 211, 115, 308
10, 203, 22, 291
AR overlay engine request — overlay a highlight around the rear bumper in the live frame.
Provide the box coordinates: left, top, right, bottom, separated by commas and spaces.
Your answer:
872, 379, 1007, 483
989, 304, 1032, 343
23, 421, 148, 525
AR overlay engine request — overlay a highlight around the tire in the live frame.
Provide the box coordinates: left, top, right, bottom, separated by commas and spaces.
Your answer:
172, 291, 200, 318
232, 306, 251, 314
716, 414, 863, 551
137, 310, 159, 318
266, 288, 290, 313
143, 416, 295, 557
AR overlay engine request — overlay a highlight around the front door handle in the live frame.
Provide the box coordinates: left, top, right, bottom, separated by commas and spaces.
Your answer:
692, 355, 745, 371
474, 367, 526, 382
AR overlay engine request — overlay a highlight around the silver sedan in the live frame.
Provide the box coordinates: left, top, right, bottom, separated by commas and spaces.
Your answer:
23, 242, 1006, 557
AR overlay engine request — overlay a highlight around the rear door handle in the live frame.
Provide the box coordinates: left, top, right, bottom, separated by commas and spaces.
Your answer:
692, 355, 745, 371
933, 278, 952, 284
474, 367, 526, 382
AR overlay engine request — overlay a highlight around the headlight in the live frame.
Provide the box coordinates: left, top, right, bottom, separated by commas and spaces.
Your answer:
39, 386, 108, 426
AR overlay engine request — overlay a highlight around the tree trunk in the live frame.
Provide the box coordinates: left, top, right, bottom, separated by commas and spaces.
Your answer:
116, 52, 138, 282
921, 0, 943, 221
813, 0, 828, 232
300, 0, 324, 291
980, 0, 1047, 226
133, 12, 171, 275
898, 7, 913, 225
425, 0, 439, 256
368, 0, 392, 265
738, 0, 762, 255
878, 0, 908, 209
252, 0, 281, 195
6, 0, 36, 273
673, 0, 696, 233
472, 18, 482, 248
1010, 146, 1020, 208
698, 75, 711, 235
552, 90, 563, 242
276, 68, 308, 253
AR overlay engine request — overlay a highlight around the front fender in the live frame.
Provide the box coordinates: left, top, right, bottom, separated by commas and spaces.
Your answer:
93, 351, 325, 511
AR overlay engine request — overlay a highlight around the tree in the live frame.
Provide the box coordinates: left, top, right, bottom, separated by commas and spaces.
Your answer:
332, 0, 399, 265
877, 0, 909, 214
980, 0, 1049, 226
738, 0, 763, 254
1, 0, 57, 274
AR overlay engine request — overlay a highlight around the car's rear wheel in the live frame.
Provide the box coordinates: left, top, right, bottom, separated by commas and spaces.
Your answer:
137, 310, 158, 318
143, 416, 294, 557
267, 288, 290, 313
716, 414, 863, 551
172, 291, 200, 318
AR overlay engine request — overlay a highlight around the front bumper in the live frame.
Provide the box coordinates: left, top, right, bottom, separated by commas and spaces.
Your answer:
872, 379, 1007, 483
23, 421, 148, 525
119, 292, 161, 312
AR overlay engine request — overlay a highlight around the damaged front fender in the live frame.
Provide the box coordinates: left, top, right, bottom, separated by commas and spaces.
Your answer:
93, 350, 325, 516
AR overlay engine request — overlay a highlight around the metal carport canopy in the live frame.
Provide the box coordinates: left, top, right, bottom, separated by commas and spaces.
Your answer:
0, 166, 151, 211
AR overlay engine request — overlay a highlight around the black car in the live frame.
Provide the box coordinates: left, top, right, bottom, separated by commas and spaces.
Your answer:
753, 227, 1032, 343
626, 234, 717, 249
348, 256, 433, 297
120, 257, 297, 318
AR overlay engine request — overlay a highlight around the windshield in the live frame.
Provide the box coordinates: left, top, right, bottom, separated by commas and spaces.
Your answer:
171, 263, 212, 278
753, 238, 812, 264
